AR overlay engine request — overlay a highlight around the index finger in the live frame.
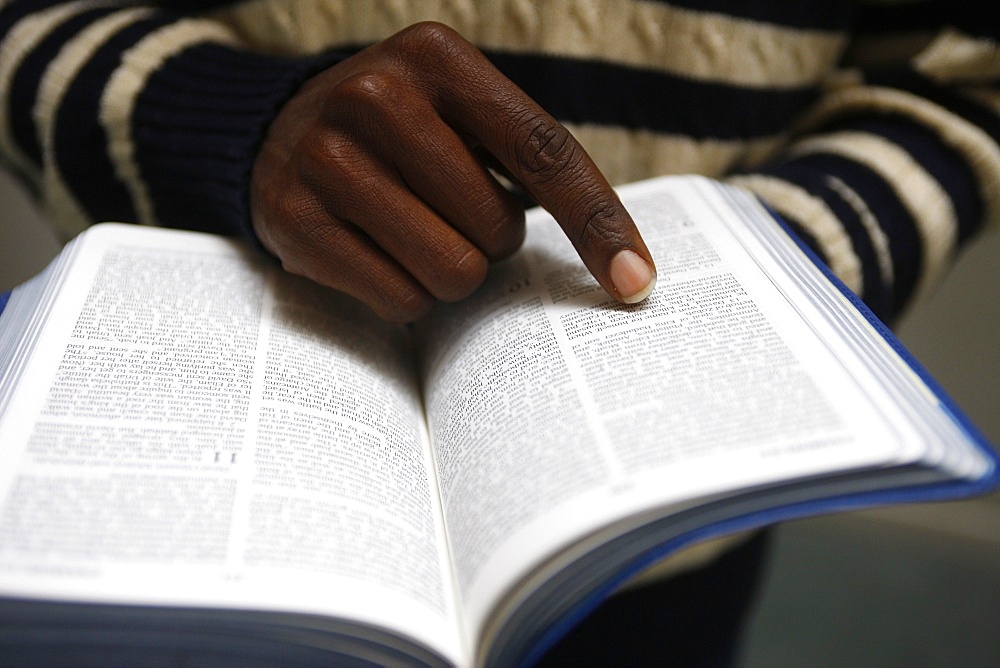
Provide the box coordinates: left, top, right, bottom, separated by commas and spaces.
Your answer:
498, 114, 658, 304
425, 31, 656, 303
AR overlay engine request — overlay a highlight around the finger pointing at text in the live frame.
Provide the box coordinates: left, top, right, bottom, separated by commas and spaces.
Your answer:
251, 22, 656, 322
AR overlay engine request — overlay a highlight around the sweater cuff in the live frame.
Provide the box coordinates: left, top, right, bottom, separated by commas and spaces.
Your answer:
729, 107, 987, 323
131, 43, 348, 240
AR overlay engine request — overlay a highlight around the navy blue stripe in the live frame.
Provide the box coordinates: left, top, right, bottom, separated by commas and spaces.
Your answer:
867, 68, 1000, 155
134, 43, 340, 236
755, 153, 923, 318
855, 1, 999, 41
650, 0, 855, 31
752, 159, 892, 317
53, 16, 175, 226
8, 6, 116, 168
831, 114, 983, 244
0, 0, 66, 42
854, 0, 948, 35
815, 174, 892, 318
253, 43, 820, 142
153, 0, 245, 13
819, 177, 894, 319
484, 51, 819, 140
806, 154, 921, 316
857, 69, 996, 243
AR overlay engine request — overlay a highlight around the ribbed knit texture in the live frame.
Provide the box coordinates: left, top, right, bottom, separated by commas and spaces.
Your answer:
130, 44, 346, 237
1, 0, 998, 322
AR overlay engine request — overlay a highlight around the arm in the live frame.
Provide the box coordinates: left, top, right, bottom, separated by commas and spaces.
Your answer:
728, 2, 999, 323
0, 3, 654, 321
1, 1, 310, 238
250, 22, 656, 321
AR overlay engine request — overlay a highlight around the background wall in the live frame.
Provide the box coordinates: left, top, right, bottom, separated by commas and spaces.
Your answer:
2, 167, 999, 663
2, 169, 61, 290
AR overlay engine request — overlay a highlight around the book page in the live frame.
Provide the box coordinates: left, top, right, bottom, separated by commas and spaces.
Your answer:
0, 225, 464, 664
414, 176, 976, 646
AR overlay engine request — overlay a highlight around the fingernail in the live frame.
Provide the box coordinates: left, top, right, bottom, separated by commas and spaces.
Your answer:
610, 249, 656, 304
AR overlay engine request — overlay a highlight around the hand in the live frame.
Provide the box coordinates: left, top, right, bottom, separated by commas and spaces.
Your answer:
250, 22, 655, 322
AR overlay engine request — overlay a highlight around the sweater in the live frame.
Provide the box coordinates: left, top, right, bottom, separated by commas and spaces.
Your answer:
2, 0, 998, 324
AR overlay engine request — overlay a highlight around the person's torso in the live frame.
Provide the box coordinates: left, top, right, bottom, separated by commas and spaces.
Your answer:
210, 0, 857, 183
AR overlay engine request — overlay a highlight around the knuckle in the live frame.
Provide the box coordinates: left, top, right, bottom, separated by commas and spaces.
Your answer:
257, 188, 346, 278
511, 112, 581, 182
296, 134, 373, 209
433, 245, 488, 302
577, 196, 629, 247
479, 201, 526, 260
299, 132, 351, 179
332, 71, 399, 114
274, 217, 341, 278
395, 21, 466, 63
267, 189, 325, 242
308, 219, 357, 255
392, 22, 481, 94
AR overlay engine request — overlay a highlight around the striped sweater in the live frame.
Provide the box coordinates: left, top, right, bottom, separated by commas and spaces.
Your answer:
1, 0, 998, 325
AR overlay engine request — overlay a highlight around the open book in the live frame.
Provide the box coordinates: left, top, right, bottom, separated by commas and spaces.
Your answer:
0, 176, 996, 666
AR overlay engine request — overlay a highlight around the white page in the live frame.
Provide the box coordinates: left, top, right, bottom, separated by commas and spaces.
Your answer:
0, 224, 464, 664
415, 176, 981, 644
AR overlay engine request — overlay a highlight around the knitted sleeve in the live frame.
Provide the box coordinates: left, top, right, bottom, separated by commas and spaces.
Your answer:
728, 3, 1000, 323
0, 0, 343, 241
3, 1, 997, 328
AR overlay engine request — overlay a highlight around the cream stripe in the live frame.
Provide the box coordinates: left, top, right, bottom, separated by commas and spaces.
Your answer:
798, 86, 1000, 231
726, 174, 864, 294
212, 0, 845, 87
790, 131, 957, 306
564, 123, 781, 187
100, 20, 239, 228
0, 0, 116, 179
36, 7, 155, 239
914, 28, 1000, 82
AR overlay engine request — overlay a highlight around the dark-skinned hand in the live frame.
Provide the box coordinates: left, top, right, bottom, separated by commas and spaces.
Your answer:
250, 22, 656, 322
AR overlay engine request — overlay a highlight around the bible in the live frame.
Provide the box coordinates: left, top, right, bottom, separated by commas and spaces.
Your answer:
0, 176, 996, 666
